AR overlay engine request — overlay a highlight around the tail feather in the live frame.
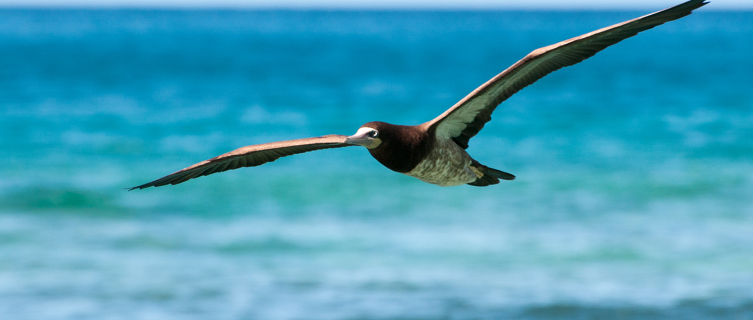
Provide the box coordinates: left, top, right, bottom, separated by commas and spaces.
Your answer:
484, 167, 516, 181
467, 160, 515, 187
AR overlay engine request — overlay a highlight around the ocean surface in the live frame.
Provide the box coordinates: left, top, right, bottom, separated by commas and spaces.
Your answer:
1, 7, 752, 320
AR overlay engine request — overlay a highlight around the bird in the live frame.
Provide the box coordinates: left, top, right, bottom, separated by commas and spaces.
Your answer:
130, 0, 707, 190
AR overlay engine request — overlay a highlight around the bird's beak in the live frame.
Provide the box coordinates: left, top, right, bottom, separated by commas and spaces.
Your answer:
345, 132, 372, 147
345, 131, 380, 149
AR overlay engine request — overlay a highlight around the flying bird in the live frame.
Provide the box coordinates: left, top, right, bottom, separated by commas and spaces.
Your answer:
130, 0, 707, 190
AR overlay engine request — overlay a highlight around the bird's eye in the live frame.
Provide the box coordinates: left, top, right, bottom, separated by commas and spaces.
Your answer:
369, 130, 379, 138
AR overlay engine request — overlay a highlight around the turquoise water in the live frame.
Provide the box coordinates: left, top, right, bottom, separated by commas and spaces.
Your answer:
1, 8, 753, 320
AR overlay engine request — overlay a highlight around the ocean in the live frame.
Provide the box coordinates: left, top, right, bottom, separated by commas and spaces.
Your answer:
1, 7, 752, 320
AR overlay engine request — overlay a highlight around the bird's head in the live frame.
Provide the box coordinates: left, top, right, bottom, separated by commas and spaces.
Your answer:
345, 122, 384, 149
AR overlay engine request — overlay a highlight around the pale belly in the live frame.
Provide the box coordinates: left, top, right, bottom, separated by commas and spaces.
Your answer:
405, 138, 477, 187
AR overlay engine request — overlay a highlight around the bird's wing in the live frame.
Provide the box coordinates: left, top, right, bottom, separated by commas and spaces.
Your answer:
129, 134, 350, 190
424, 0, 708, 149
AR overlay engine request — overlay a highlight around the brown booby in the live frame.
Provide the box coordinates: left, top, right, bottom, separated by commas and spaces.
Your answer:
130, 0, 707, 190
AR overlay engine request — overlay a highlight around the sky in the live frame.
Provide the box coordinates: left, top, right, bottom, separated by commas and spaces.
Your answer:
0, 0, 748, 10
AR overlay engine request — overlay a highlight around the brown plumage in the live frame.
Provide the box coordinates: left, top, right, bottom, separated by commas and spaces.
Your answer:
130, 0, 707, 190
361, 122, 433, 174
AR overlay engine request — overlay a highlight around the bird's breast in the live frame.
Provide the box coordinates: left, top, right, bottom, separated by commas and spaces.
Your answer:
405, 138, 476, 187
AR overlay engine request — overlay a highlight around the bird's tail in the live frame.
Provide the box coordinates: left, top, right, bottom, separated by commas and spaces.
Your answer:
467, 160, 515, 187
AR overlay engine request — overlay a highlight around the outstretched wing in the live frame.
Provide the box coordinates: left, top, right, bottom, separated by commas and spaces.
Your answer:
424, 0, 708, 149
129, 134, 350, 190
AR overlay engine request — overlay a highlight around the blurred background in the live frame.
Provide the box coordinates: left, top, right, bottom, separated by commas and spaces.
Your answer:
1, 1, 752, 319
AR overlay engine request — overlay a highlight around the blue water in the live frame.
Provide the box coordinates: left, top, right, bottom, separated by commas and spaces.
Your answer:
1, 8, 753, 320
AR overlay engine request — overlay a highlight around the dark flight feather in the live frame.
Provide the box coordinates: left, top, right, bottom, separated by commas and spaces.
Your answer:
129, 135, 350, 190
425, 0, 708, 149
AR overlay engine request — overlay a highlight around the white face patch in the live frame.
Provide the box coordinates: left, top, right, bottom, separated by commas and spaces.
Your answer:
354, 127, 377, 137
351, 127, 381, 149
